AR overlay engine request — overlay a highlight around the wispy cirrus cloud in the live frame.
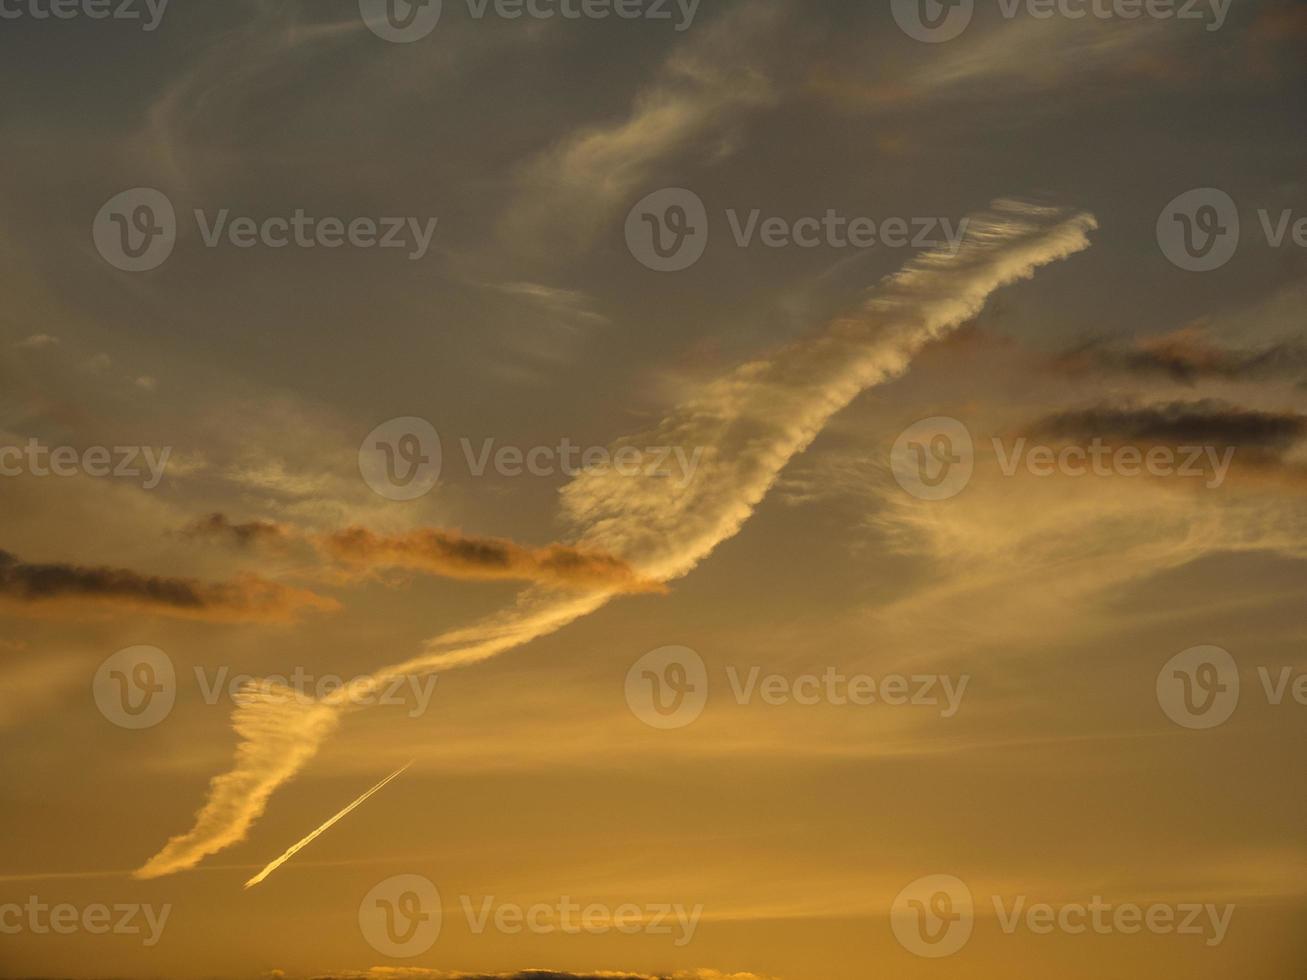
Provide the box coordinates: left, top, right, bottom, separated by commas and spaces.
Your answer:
504, 0, 784, 251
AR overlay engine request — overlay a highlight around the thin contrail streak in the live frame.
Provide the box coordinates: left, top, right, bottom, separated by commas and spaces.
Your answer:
242, 762, 412, 889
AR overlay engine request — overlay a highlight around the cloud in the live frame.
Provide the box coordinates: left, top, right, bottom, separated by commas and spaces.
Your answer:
136, 198, 1097, 877
173, 513, 661, 593
309, 971, 773, 980
488, 282, 611, 327
181, 513, 291, 549
0, 549, 338, 623
505, 1, 783, 249
1057, 327, 1307, 385
320, 527, 665, 594
134, 680, 341, 880
1028, 399, 1307, 451
809, 14, 1206, 113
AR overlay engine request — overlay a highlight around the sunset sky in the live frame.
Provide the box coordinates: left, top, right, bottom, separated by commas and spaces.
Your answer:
1, 1, 1305, 978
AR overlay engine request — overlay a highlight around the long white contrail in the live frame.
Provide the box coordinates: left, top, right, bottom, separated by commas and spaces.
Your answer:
242, 762, 411, 889
138, 199, 1098, 881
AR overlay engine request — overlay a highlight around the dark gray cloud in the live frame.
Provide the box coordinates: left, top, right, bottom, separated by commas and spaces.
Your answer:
320, 526, 665, 594
1056, 329, 1307, 386
181, 512, 290, 548
1030, 400, 1307, 450
0, 550, 337, 622
309, 972, 768, 980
